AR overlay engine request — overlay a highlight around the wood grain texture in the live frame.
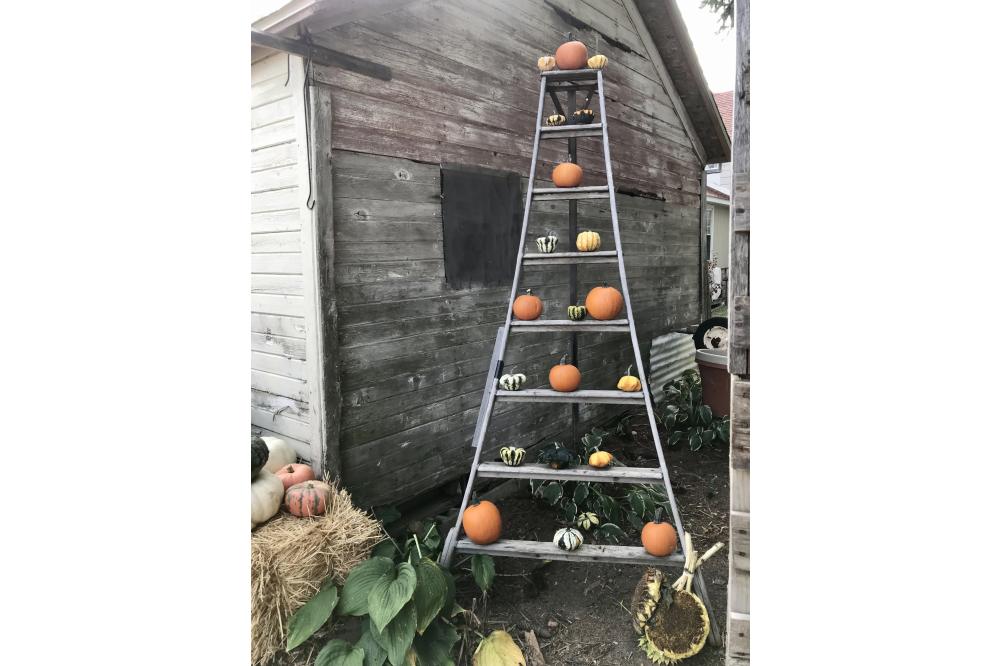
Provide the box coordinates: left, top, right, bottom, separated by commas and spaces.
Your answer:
477, 461, 663, 484
455, 537, 686, 566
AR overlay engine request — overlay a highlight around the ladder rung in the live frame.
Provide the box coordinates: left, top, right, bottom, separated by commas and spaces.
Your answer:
533, 185, 609, 201
496, 389, 645, 404
541, 68, 599, 82
510, 319, 629, 333
539, 124, 603, 139
478, 462, 663, 484
455, 538, 685, 566
522, 250, 619, 265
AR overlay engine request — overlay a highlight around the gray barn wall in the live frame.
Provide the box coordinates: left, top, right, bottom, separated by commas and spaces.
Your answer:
311, 0, 704, 506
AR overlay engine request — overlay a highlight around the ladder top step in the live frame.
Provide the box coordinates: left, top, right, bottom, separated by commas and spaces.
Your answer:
496, 389, 645, 404
539, 124, 603, 139
455, 538, 685, 566
478, 462, 664, 484
541, 69, 600, 82
510, 319, 629, 332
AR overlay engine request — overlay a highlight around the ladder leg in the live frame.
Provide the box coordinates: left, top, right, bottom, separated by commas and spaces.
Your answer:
693, 567, 722, 647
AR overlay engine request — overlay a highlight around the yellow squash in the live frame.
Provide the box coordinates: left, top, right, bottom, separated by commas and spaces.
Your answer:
617, 365, 641, 392
576, 230, 601, 252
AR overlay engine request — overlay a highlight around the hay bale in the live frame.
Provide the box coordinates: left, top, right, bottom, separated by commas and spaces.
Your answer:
251, 486, 384, 665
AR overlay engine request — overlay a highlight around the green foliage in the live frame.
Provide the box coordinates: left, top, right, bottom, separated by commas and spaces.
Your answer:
656, 369, 730, 451
470, 554, 495, 593
700, 0, 734, 31
368, 562, 416, 634
530, 428, 667, 541
286, 580, 340, 651
315, 639, 365, 666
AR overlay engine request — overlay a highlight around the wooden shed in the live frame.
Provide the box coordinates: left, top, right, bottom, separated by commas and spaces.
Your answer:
250, 0, 730, 507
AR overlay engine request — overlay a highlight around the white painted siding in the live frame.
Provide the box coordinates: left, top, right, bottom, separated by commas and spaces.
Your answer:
250, 52, 320, 465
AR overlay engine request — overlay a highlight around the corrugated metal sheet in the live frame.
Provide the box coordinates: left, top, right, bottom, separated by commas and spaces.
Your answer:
649, 332, 697, 402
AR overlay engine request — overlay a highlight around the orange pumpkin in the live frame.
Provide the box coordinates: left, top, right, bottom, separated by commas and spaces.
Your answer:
641, 508, 678, 557
555, 40, 589, 70
462, 499, 502, 545
552, 162, 583, 188
548, 354, 581, 392
588, 451, 614, 468
585, 283, 624, 320
512, 289, 543, 320
285, 480, 333, 517
275, 463, 315, 490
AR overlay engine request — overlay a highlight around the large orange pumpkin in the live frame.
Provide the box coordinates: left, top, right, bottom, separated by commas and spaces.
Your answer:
462, 499, 502, 545
555, 40, 589, 70
549, 354, 581, 392
552, 162, 583, 188
641, 508, 678, 557
585, 283, 624, 320
275, 463, 315, 490
512, 289, 543, 320
285, 480, 333, 517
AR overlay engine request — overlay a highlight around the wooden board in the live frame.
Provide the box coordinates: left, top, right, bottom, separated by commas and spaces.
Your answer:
455, 537, 685, 566
532, 185, 610, 201
510, 319, 629, 332
495, 389, 645, 404
477, 461, 663, 484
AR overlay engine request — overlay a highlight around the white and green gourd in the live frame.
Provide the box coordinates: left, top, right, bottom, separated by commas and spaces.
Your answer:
535, 233, 558, 253
567, 305, 586, 321
500, 446, 526, 467
553, 527, 584, 551
499, 373, 526, 391
575, 512, 600, 530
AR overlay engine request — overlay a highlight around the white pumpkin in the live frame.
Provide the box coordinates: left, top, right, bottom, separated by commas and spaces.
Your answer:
252, 470, 284, 528
499, 373, 527, 391
262, 436, 297, 473
535, 235, 558, 253
554, 527, 584, 551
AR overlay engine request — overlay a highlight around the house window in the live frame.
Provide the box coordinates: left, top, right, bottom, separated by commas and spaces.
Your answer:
440, 164, 522, 289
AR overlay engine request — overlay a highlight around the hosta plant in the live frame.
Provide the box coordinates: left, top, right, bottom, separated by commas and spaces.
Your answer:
655, 369, 730, 451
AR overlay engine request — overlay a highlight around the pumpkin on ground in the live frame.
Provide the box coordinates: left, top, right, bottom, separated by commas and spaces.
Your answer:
552, 161, 583, 188
251, 435, 269, 479
251, 470, 284, 528
549, 354, 581, 392
641, 508, 678, 557
285, 480, 333, 517
512, 289, 543, 320
262, 436, 297, 473
500, 446, 526, 467
553, 527, 584, 551
275, 463, 315, 490
576, 512, 600, 530
499, 373, 526, 391
537, 55, 556, 72
536, 233, 558, 252
585, 283, 624, 320
588, 54, 608, 70
555, 40, 588, 70
617, 365, 642, 392
567, 305, 586, 321
462, 499, 502, 545
588, 450, 614, 468
576, 230, 601, 252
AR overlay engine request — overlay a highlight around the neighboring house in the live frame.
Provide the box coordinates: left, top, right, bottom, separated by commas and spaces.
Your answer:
250, 0, 730, 506
706, 90, 733, 277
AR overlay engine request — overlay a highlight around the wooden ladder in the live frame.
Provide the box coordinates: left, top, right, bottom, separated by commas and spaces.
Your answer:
437, 68, 719, 646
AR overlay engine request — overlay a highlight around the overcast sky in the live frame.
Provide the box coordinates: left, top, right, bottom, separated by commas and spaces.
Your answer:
252, 0, 736, 93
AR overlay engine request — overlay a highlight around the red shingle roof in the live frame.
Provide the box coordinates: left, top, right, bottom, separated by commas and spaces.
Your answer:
713, 91, 733, 139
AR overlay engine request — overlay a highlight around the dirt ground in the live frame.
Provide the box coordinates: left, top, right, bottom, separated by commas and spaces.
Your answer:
451, 422, 730, 666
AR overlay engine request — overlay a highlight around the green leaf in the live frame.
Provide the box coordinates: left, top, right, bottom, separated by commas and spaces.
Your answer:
440, 567, 457, 618
316, 639, 365, 666
368, 562, 417, 634
422, 525, 441, 551
473, 630, 525, 666
374, 506, 402, 525
663, 413, 677, 429
412, 558, 448, 634
371, 604, 417, 666
357, 628, 388, 666
338, 557, 395, 616
411, 619, 460, 666
627, 511, 644, 530
287, 581, 339, 651
529, 478, 542, 496
628, 492, 645, 517
560, 500, 577, 523
372, 540, 399, 561
667, 431, 683, 447
541, 482, 563, 505
471, 554, 495, 593
596, 522, 626, 543
573, 483, 589, 504
689, 434, 703, 451
698, 405, 713, 425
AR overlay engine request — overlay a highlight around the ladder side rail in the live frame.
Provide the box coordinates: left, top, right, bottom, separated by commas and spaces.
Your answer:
596, 71, 686, 542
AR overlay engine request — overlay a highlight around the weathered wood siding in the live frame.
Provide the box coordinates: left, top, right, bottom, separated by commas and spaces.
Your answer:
251, 52, 321, 464
309, 0, 707, 505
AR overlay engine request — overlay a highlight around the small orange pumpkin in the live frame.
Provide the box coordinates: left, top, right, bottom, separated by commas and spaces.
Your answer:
552, 161, 583, 188
585, 283, 624, 320
548, 354, 581, 392
512, 288, 543, 320
462, 499, 502, 545
641, 508, 678, 557
285, 480, 333, 517
588, 451, 614, 468
555, 40, 589, 70
274, 463, 315, 490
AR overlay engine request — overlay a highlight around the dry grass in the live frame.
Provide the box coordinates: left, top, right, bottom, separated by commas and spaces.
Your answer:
251, 486, 384, 665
